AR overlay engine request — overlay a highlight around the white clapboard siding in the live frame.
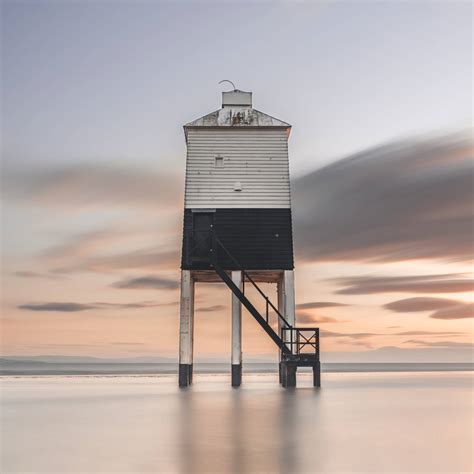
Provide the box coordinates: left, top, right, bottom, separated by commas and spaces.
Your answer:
184, 128, 291, 209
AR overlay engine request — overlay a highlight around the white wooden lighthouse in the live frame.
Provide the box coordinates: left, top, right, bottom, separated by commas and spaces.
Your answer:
178, 87, 320, 388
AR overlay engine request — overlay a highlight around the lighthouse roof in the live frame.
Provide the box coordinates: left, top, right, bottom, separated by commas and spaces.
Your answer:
184, 90, 291, 129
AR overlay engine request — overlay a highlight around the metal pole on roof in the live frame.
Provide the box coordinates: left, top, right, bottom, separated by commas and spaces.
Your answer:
218, 79, 236, 91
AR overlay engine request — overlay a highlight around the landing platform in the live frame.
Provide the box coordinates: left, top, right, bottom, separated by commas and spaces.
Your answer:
282, 353, 320, 367
190, 269, 284, 283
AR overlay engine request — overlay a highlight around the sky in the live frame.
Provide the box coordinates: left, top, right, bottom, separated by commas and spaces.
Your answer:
1, 0, 473, 362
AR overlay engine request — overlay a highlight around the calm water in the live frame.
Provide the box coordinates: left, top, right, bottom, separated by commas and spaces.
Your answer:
1, 372, 472, 473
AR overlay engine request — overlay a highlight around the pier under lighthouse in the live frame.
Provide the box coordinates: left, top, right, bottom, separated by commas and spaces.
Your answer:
178, 88, 320, 388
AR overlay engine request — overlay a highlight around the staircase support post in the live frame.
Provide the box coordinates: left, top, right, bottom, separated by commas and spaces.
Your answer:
283, 269, 296, 330
281, 361, 288, 387
279, 270, 296, 357
179, 270, 195, 387
285, 363, 297, 388
313, 361, 321, 387
277, 276, 284, 383
231, 270, 243, 387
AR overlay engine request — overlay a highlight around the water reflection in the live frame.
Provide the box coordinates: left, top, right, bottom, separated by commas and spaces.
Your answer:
177, 376, 321, 474
2, 373, 471, 473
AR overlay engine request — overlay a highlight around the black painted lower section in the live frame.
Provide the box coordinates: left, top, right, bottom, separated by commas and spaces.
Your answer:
181, 208, 294, 270
179, 364, 193, 387
280, 360, 321, 388
231, 363, 242, 387
285, 364, 297, 388
281, 362, 287, 387
313, 362, 321, 387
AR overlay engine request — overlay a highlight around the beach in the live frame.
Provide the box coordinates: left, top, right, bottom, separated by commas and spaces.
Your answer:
1, 371, 472, 473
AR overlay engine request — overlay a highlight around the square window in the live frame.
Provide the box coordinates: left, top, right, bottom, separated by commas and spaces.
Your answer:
215, 156, 224, 167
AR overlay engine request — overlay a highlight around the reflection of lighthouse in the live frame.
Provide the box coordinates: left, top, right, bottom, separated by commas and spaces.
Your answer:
178, 87, 320, 388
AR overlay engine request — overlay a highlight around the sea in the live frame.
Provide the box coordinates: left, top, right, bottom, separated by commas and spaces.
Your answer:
1, 366, 472, 473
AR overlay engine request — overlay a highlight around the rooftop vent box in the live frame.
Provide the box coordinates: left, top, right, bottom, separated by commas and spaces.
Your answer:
222, 90, 252, 107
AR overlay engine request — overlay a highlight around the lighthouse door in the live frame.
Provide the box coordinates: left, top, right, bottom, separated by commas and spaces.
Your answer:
191, 212, 214, 263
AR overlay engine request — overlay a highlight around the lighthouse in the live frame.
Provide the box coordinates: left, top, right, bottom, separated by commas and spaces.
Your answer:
178, 87, 320, 388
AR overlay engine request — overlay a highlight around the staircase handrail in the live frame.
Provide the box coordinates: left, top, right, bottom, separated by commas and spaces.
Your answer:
211, 230, 292, 330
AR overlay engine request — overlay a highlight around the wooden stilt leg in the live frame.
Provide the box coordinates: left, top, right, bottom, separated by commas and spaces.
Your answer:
179, 270, 194, 387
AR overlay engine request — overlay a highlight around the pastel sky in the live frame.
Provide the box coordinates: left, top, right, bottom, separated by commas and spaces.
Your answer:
1, 0, 472, 362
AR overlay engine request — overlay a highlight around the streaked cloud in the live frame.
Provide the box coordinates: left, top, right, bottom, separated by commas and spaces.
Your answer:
51, 246, 179, 274
297, 312, 343, 324
296, 301, 347, 309
18, 303, 95, 312
195, 305, 226, 313
14, 271, 62, 279
385, 297, 473, 320
385, 297, 461, 312
293, 132, 473, 263
111, 342, 146, 346
295, 301, 349, 324
321, 330, 378, 339
395, 330, 463, 336
112, 275, 180, 290
43, 228, 122, 260
403, 340, 473, 349
337, 340, 373, 349
17, 301, 174, 312
321, 329, 464, 339
4, 164, 182, 210
93, 301, 178, 309
333, 273, 472, 295
431, 303, 473, 320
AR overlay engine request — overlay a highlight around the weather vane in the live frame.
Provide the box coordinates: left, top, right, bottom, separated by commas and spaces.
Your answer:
218, 79, 236, 91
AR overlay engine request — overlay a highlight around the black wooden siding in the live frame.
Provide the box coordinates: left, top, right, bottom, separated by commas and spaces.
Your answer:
181, 208, 294, 270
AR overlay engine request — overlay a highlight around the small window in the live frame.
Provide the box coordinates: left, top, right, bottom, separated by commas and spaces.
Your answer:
215, 156, 224, 167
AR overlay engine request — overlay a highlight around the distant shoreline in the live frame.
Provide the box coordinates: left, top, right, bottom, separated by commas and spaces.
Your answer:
1, 362, 472, 376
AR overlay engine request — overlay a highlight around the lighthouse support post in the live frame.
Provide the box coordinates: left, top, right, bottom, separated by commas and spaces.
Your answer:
231, 270, 243, 387
277, 276, 285, 383
179, 270, 195, 387
279, 270, 296, 387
